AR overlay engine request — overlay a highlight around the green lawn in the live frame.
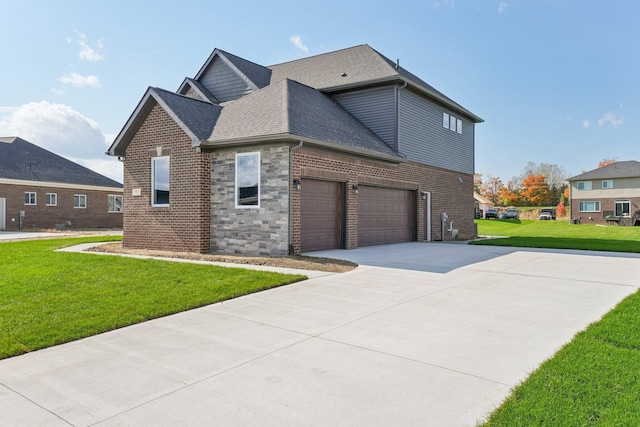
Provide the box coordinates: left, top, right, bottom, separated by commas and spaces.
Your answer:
475, 219, 640, 425
472, 219, 640, 252
0, 236, 306, 360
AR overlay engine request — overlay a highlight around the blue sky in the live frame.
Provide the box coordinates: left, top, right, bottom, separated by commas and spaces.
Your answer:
1, 0, 638, 183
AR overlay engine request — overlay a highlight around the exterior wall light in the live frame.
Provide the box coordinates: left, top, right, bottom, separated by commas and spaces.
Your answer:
293, 179, 301, 190
352, 184, 359, 194
421, 191, 428, 200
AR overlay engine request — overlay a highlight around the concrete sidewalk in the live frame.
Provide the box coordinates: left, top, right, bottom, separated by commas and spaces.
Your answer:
1, 243, 639, 426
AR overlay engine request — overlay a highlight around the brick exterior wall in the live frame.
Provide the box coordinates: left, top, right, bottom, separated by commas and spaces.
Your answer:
0, 183, 122, 231
571, 197, 640, 225
121, 103, 211, 253
210, 145, 290, 256
290, 147, 474, 254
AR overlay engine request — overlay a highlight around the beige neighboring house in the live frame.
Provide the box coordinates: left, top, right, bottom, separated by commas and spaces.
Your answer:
474, 192, 494, 218
567, 160, 640, 225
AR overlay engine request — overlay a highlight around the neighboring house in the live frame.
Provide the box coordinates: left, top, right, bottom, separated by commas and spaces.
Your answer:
107, 44, 483, 255
0, 136, 123, 231
568, 160, 640, 225
474, 192, 494, 218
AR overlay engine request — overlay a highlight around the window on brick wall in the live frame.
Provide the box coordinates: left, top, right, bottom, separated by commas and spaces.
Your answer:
24, 192, 37, 205
108, 194, 123, 213
74, 194, 87, 208
46, 193, 57, 206
615, 200, 630, 217
152, 156, 170, 206
579, 201, 600, 212
235, 152, 260, 208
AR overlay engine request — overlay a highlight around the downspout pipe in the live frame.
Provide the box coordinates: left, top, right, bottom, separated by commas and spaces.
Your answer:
289, 140, 304, 255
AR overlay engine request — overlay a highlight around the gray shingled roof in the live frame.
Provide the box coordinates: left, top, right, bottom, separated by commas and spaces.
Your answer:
568, 161, 640, 181
108, 87, 222, 156
219, 50, 272, 89
268, 44, 482, 122
0, 136, 122, 187
203, 79, 399, 159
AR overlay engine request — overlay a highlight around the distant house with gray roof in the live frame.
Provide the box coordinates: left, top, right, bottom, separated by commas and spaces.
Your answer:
567, 160, 640, 225
0, 136, 123, 231
108, 44, 483, 255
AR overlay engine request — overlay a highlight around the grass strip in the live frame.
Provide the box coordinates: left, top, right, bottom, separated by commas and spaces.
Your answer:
0, 236, 306, 359
482, 290, 640, 426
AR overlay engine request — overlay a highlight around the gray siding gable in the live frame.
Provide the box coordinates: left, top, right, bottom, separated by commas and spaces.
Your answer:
200, 56, 254, 103
398, 89, 474, 174
332, 86, 397, 151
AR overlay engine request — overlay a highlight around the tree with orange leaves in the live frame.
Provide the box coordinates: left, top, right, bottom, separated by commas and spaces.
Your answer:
520, 175, 553, 206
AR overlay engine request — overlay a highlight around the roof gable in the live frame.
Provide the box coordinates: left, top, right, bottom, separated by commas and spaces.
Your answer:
568, 161, 640, 181
107, 87, 221, 157
193, 49, 272, 103
0, 137, 122, 187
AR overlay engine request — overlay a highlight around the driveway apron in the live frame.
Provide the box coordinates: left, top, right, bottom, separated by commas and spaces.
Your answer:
1, 242, 639, 426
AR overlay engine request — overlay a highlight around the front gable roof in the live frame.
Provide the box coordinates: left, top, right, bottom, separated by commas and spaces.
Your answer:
0, 136, 122, 188
107, 87, 221, 157
568, 161, 640, 181
268, 44, 483, 123
201, 79, 400, 160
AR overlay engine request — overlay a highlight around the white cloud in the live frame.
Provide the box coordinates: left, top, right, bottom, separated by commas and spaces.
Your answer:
598, 111, 624, 128
498, 2, 508, 14
433, 0, 454, 10
58, 72, 101, 88
582, 120, 591, 128
290, 35, 309, 53
0, 101, 122, 182
76, 33, 104, 62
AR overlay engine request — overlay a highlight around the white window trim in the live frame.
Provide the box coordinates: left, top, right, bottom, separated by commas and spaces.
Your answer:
74, 194, 87, 209
108, 194, 123, 213
577, 181, 592, 191
615, 200, 631, 217
579, 201, 600, 212
25, 192, 37, 205
457, 118, 463, 134
442, 112, 449, 128
151, 156, 170, 207
235, 152, 261, 209
602, 180, 613, 189
46, 193, 57, 206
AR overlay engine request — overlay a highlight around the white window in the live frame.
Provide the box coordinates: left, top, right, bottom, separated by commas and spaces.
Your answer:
577, 181, 592, 191
236, 152, 260, 208
443, 112, 449, 128
152, 156, 170, 207
615, 200, 631, 217
449, 115, 456, 131
74, 194, 86, 209
443, 112, 462, 134
602, 180, 613, 189
457, 118, 463, 134
46, 193, 57, 206
24, 192, 37, 205
108, 195, 123, 213
579, 201, 600, 212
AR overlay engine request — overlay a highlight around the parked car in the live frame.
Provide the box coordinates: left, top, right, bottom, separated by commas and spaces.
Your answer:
501, 208, 520, 220
540, 208, 556, 220
539, 211, 553, 220
485, 208, 498, 219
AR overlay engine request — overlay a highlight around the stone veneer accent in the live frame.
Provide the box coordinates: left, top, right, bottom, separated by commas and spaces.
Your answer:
210, 145, 290, 256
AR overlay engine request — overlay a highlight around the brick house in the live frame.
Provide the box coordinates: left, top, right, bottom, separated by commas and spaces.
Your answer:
107, 45, 483, 255
0, 136, 123, 231
568, 160, 640, 225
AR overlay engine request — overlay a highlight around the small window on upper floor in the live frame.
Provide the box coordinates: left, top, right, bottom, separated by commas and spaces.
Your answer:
577, 181, 592, 190
457, 118, 462, 134
602, 180, 613, 189
443, 112, 462, 134
443, 112, 449, 128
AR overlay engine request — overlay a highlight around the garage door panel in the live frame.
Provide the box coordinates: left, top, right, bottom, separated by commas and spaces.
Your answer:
358, 186, 415, 247
301, 180, 343, 252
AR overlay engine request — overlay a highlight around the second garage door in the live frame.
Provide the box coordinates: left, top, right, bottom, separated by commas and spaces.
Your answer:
358, 186, 415, 247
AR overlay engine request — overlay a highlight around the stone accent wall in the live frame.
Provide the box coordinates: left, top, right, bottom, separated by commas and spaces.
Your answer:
291, 147, 474, 254
210, 145, 290, 256
0, 183, 123, 231
121, 103, 211, 252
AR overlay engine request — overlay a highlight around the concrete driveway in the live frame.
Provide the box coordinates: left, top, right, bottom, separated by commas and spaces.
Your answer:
1, 242, 639, 426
